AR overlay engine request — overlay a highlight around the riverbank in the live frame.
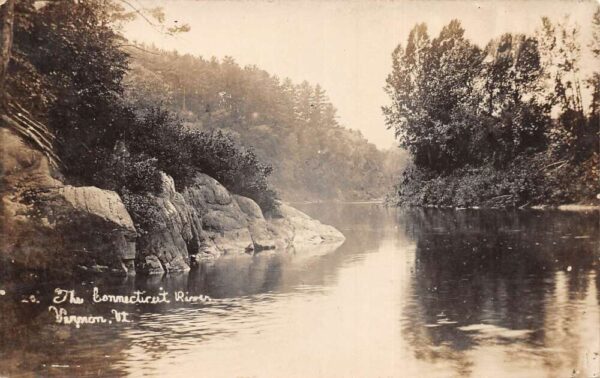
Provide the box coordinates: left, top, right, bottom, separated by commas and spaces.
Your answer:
387, 152, 599, 209
388, 204, 600, 211
0, 128, 345, 278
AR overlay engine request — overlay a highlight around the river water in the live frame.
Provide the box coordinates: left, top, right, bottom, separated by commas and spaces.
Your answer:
0, 203, 598, 377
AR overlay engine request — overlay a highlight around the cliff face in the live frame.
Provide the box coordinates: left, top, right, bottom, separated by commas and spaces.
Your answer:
0, 129, 345, 276
132, 171, 346, 274
1, 128, 138, 275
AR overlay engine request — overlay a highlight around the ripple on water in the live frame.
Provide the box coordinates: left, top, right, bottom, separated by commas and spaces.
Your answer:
0, 205, 598, 378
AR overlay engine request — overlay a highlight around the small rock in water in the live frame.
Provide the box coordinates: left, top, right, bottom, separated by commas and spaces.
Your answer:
567, 266, 572, 272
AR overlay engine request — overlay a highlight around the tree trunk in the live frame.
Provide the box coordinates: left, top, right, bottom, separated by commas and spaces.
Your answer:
0, 0, 15, 107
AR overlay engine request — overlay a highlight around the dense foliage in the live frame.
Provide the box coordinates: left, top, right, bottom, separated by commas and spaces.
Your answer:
384, 15, 599, 207
118, 107, 277, 210
6, 0, 277, 211
125, 47, 405, 201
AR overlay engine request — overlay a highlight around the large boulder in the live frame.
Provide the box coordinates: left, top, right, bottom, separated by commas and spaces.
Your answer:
34, 186, 137, 274
134, 173, 199, 274
265, 203, 345, 251
1, 129, 137, 276
57, 186, 135, 241
234, 194, 276, 251
182, 174, 254, 258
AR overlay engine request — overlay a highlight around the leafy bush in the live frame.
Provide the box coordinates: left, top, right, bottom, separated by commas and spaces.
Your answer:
10, 1, 133, 183
391, 153, 597, 208
121, 192, 163, 234
121, 107, 278, 211
93, 151, 163, 194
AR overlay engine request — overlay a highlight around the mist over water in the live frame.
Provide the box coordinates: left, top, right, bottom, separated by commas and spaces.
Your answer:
0, 204, 598, 377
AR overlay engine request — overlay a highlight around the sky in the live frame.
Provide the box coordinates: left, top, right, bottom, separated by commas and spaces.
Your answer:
124, 0, 598, 149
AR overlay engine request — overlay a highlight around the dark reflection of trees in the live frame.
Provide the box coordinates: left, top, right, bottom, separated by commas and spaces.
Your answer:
400, 208, 599, 369
597, 267, 600, 304
4, 205, 594, 377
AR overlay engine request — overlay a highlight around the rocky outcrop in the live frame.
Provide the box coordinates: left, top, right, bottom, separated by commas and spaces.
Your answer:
133, 173, 199, 275
1, 129, 345, 277
1, 129, 136, 275
181, 174, 346, 258
32, 186, 137, 274
134, 172, 346, 274
266, 203, 345, 250
234, 194, 276, 251
182, 174, 254, 259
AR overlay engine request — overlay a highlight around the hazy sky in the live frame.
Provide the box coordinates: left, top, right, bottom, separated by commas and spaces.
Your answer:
124, 1, 598, 149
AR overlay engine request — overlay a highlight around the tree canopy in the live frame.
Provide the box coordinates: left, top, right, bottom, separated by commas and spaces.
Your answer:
384, 16, 599, 207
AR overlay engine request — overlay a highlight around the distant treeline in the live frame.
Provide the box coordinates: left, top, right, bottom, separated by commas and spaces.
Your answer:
125, 46, 405, 201
384, 13, 600, 207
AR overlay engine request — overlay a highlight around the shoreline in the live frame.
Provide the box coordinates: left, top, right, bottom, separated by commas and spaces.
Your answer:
386, 203, 600, 211
285, 199, 385, 205
286, 200, 599, 211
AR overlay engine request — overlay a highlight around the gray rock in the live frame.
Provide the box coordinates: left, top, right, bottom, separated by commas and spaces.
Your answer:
4, 186, 138, 275
265, 203, 346, 250
57, 186, 136, 238
37, 186, 138, 274
1, 129, 137, 275
234, 195, 276, 251
134, 173, 196, 274
183, 174, 254, 258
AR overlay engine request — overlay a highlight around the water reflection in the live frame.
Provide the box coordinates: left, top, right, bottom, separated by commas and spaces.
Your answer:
397, 208, 599, 377
0, 204, 598, 377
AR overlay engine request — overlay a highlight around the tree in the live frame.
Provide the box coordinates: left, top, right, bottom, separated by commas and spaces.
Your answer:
538, 16, 596, 160
308, 84, 328, 128
478, 33, 548, 161
0, 0, 15, 105
588, 7, 600, 116
423, 20, 482, 168
14, 1, 131, 178
384, 21, 483, 171
538, 16, 584, 113
383, 23, 432, 168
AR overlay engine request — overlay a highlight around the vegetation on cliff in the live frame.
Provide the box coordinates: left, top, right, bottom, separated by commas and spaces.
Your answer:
4, 0, 278, 217
3, 0, 403, 221
1, 0, 352, 276
384, 14, 599, 207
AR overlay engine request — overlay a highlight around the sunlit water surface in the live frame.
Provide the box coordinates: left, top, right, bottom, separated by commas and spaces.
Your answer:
0, 204, 599, 377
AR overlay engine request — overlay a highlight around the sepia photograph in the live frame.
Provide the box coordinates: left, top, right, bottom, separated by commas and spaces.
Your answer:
0, 0, 599, 376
